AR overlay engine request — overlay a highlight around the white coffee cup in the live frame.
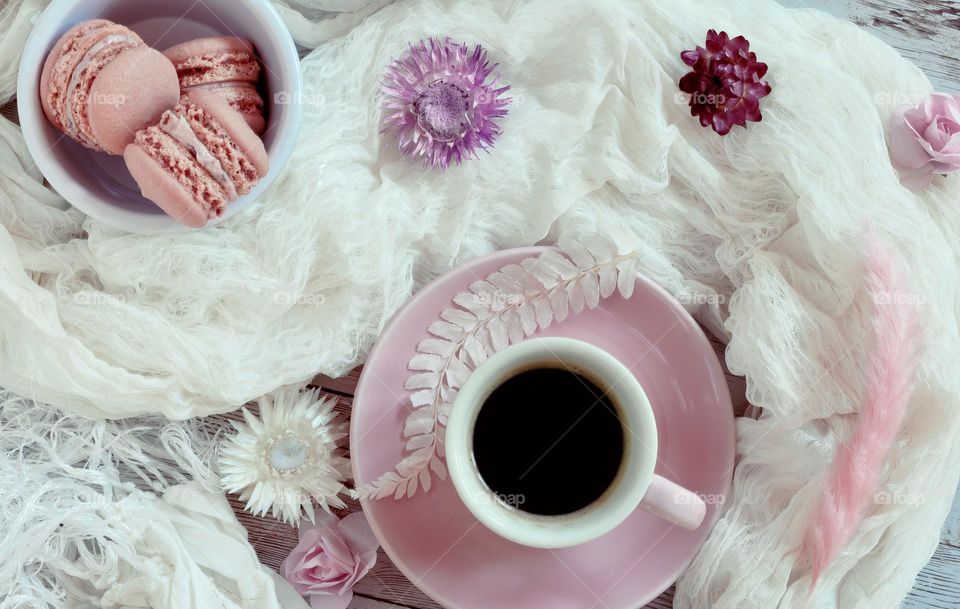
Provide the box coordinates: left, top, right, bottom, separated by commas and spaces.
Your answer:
445, 337, 706, 549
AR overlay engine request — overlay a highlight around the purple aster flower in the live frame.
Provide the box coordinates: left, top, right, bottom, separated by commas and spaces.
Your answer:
679, 30, 772, 136
381, 37, 511, 170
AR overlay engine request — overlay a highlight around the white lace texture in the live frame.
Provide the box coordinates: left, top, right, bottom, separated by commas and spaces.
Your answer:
0, 0, 959, 608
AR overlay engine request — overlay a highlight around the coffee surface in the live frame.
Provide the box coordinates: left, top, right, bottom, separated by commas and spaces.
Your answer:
472, 367, 625, 516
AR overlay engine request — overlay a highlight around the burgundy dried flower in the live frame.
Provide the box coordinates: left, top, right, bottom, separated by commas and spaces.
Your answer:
381, 37, 511, 170
679, 30, 772, 135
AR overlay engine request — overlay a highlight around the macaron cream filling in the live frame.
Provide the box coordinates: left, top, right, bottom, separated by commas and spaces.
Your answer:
159, 112, 238, 200
63, 33, 140, 143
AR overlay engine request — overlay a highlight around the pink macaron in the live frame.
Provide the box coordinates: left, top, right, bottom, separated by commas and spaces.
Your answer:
163, 36, 266, 136
123, 89, 269, 228
40, 19, 180, 155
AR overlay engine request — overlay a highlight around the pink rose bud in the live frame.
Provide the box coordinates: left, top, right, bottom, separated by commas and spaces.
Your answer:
889, 93, 960, 191
281, 510, 380, 609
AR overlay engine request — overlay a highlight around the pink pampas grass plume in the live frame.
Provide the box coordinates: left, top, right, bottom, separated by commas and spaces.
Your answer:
804, 235, 923, 587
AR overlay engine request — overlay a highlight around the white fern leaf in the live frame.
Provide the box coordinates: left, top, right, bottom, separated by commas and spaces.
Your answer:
469, 280, 504, 311
474, 326, 495, 354
501, 308, 524, 344
540, 250, 580, 278
502, 263, 545, 293
453, 291, 491, 317
462, 335, 488, 367
531, 295, 554, 328
599, 265, 618, 298
521, 257, 561, 286
397, 448, 432, 475
410, 389, 436, 408
581, 273, 601, 309
429, 320, 463, 341
439, 383, 457, 403
430, 456, 448, 480
487, 316, 510, 351
437, 401, 453, 423
406, 434, 434, 451
567, 280, 586, 314
403, 408, 435, 437
578, 234, 618, 262
445, 356, 471, 389
405, 372, 440, 391
417, 338, 456, 356
441, 308, 479, 332
486, 271, 524, 298
549, 286, 569, 322
409, 353, 444, 373
617, 258, 639, 299
518, 302, 537, 335
561, 239, 596, 268
419, 468, 432, 493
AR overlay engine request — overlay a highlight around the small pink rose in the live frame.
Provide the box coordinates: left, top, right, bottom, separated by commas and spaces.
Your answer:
889, 92, 960, 191
281, 510, 380, 609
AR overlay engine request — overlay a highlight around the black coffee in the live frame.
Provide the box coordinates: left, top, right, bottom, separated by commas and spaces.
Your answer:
472, 368, 625, 516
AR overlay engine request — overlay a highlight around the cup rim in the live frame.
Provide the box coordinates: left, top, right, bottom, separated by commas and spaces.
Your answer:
446, 337, 658, 549
16, 0, 302, 234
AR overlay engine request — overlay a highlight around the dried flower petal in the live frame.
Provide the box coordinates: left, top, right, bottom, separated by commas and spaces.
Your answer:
381, 37, 511, 170
679, 29, 772, 135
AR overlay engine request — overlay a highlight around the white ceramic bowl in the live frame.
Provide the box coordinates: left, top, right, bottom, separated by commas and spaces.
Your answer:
17, 0, 302, 234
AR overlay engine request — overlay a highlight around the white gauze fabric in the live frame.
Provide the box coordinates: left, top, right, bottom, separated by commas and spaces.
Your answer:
1, 0, 959, 607
0, 391, 306, 609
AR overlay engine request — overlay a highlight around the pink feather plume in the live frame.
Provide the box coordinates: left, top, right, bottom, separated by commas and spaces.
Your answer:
804, 235, 922, 587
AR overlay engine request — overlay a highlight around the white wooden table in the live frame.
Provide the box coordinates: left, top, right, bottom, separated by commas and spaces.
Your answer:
2, 1, 957, 607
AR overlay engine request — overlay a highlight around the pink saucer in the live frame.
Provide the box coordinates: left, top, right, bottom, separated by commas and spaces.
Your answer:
351, 247, 735, 609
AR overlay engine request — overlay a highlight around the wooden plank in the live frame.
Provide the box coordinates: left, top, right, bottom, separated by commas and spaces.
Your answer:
1, 98, 16, 125
903, 543, 960, 609
778, 0, 960, 93
942, 485, 960, 548
314, 366, 363, 396
351, 596, 429, 609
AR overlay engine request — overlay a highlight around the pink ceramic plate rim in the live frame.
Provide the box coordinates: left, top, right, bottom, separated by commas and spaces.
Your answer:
351, 246, 735, 609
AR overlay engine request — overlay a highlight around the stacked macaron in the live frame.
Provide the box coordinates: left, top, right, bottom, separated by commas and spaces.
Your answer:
124, 91, 268, 228
40, 19, 180, 154
163, 37, 267, 135
40, 20, 270, 228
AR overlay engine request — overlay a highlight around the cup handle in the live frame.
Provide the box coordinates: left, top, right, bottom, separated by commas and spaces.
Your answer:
638, 475, 707, 530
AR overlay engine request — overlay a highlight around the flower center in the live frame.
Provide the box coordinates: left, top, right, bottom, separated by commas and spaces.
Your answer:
937, 115, 959, 138
414, 80, 470, 141
268, 434, 308, 474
